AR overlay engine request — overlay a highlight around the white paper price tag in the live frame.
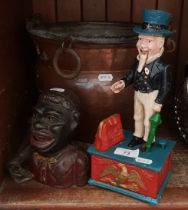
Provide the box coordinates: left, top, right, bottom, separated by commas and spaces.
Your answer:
98, 74, 113, 81
114, 148, 139, 158
135, 157, 152, 164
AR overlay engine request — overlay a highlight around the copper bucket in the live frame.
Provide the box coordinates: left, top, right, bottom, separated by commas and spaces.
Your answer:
28, 22, 137, 142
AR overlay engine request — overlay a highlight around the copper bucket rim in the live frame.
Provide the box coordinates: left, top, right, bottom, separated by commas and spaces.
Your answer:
27, 21, 137, 44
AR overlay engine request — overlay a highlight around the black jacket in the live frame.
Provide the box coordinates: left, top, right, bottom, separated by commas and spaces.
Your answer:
121, 57, 172, 104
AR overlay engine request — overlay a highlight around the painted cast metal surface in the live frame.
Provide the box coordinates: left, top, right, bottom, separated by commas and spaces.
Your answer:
88, 130, 175, 204
8, 89, 89, 187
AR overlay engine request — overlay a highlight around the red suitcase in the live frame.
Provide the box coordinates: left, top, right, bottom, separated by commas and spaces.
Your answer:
94, 114, 124, 151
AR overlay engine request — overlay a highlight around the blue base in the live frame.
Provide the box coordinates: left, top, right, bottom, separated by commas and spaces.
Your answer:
88, 171, 171, 205
88, 130, 176, 172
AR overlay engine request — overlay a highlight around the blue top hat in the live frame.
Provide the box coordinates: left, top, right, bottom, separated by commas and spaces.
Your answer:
133, 9, 172, 37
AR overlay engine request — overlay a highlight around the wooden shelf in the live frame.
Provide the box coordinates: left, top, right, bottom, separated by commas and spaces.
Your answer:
0, 178, 188, 210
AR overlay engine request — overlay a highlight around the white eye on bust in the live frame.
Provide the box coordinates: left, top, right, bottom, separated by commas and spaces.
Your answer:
50, 88, 65, 93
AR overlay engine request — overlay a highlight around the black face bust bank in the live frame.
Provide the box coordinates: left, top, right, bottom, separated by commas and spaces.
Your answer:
31, 88, 80, 155
9, 88, 88, 188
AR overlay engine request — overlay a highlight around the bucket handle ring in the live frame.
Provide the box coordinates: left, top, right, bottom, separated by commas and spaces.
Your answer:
53, 38, 81, 79
166, 38, 176, 53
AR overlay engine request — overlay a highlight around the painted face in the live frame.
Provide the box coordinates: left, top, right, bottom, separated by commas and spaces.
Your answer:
136, 35, 165, 58
30, 91, 79, 155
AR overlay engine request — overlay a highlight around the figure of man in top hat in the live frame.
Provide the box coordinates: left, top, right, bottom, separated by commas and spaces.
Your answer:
111, 9, 172, 151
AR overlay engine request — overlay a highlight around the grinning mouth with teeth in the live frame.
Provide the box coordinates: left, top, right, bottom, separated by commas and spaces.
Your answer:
30, 132, 55, 149
140, 49, 149, 55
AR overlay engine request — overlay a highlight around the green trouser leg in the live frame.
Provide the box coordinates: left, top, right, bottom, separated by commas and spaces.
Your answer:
146, 112, 162, 152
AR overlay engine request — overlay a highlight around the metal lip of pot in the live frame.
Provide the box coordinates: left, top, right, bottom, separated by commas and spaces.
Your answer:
27, 21, 137, 45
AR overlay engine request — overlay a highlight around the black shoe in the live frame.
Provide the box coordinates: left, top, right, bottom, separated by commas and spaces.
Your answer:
139, 142, 154, 152
128, 136, 144, 148
139, 142, 147, 152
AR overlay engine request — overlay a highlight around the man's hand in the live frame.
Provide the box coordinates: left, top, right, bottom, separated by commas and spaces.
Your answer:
8, 162, 33, 183
111, 80, 125, 93
153, 103, 162, 112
